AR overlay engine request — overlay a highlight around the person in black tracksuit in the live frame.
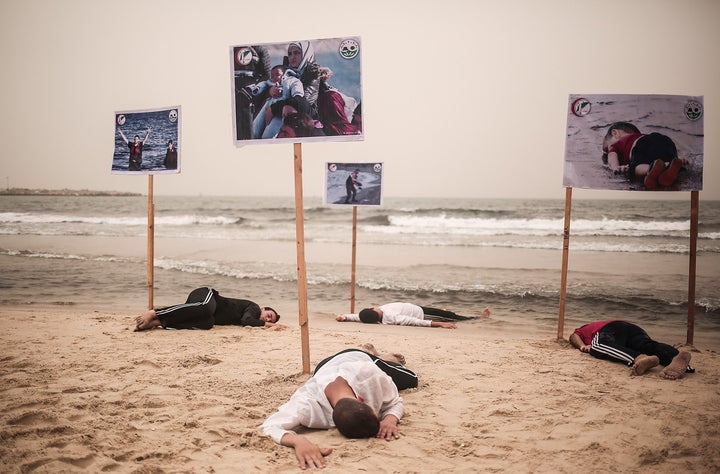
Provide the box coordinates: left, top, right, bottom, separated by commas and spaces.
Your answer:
133, 287, 280, 331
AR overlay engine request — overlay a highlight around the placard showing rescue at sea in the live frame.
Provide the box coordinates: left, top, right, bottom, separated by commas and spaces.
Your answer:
112, 106, 181, 174
324, 162, 383, 206
231, 37, 363, 145
563, 94, 703, 191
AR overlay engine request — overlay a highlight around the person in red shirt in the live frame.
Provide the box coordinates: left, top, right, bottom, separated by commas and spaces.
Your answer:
601, 121, 687, 190
569, 320, 693, 380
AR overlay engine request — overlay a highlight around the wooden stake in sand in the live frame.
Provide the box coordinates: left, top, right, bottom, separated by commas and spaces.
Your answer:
147, 175, 155, 310
350, 205, 358, 314
293, 143, 311, 373
687, 190, 699, 345
557, 187, 572, 340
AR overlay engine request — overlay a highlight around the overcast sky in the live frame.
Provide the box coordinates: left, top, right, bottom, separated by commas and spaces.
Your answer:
1, 0, 718, 200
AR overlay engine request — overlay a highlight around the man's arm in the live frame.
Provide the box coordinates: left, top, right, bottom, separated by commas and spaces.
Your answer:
336, 313, 360, 322
117, 128, 128, 144
142, 128, 151, 144
430, 321, 457, 329
569, 333, 590, 352
280, 433, 333, 469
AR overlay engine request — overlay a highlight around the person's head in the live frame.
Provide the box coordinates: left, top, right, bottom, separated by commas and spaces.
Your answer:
287, 44, 304, 69
260, 307, 279, 323
277, 112, 316, 138
286, 41, 314, 72
167, 139, 174, 148
270, 65, 285, 84
332, 398, 380, 439
133, 135, 140, 143
359, 308, 381, 324
601, 122, 641, 162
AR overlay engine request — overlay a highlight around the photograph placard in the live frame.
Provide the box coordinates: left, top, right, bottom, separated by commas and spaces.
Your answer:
324, 162, 383, 206
112, 106, 181, 174
563, 94, 703, 191
231, 37, 363, 145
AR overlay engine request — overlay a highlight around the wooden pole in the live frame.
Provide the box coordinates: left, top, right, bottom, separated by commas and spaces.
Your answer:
147, 175, 155, 310
293, 143, 311, 373
557, 187, 573, 340
687, 191, 699, 345
350, 206, 358, 313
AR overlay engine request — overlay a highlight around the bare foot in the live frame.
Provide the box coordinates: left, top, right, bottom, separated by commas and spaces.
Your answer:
480, 308, 491, 318
362, 343, 405, 365
361, 343, 379, 356
134, 310, 160, 331
380, 353, 406, 365
659, 352, 692, 380
630, 354, 660, 376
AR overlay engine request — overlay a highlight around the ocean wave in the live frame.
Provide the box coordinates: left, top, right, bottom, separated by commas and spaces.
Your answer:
3, 248, 717, 316
371, 214, 695, 239
0, 248, 133, 263
0, 212, 243, 226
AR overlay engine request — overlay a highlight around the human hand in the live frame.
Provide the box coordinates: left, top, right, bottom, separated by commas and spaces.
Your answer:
318, 67, 333, 81
580, 344, 590, 353
440, 322, 457, 329
377, 415, 400, 441
335, 315, 347, 321
291, 436, 333, 469
611, 165, 628, 174
269, 85, 282, 99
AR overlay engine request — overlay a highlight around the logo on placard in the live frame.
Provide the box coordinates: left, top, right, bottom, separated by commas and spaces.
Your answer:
684, 100, 703, 121
235, 47, 253, 66
373, 163, 382, 173
328, 163, 337, 172
339, 39, 359, 60
571, 98, 591, 117
168, 109, 178, 122
116, 114, 126, 126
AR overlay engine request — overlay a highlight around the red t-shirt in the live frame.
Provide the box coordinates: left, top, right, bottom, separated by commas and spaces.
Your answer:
608, 133, 643, 165
572, 320, 616, 345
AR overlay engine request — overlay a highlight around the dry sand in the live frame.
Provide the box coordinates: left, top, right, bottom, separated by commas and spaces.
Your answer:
1, 305, 718, 473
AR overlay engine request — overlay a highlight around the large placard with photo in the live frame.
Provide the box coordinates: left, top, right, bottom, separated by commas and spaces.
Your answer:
112, 106, 181, 174
231, 37, 363, 145
563, 94, 703, 191
324, 162, 383, 206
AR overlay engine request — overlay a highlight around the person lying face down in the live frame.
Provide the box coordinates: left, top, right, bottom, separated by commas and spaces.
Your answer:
133, 287, 283, 331
336, 302, 490, 329
261, 347, 418, 469
569, 320, 693, 379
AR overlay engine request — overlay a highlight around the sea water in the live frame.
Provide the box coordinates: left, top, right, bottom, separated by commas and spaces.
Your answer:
1, 195, 718, 342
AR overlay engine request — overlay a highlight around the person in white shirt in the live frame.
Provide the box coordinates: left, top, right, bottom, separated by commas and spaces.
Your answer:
336, 302, 490, 329
260, 348, 417, 469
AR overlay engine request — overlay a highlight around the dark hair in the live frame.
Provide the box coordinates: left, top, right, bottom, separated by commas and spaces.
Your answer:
359, 308, 380, 324
264, 306, 280, 322
281, 113, 317, 137
602, 122, 641, 163
332, 398, 379, 439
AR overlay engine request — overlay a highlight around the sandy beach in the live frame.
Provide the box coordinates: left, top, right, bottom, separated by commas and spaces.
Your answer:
1, 303, 718, 473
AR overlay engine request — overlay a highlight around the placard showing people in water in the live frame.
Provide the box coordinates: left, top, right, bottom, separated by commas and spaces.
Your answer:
324, 162, 383, 206
112, 106, 181, 174
563, 94, 703, 191
231, 37, 363, 145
